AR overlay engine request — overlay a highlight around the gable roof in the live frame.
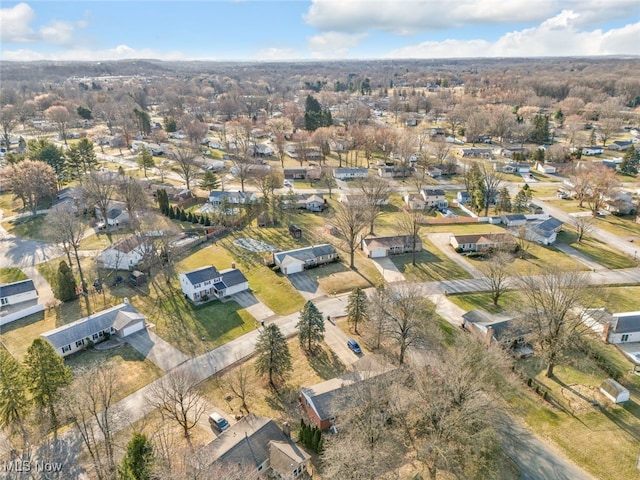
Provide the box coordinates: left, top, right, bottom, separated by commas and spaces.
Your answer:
503, 214, 527, 221
422, 188, 446, 196
612, 311, 640, 334
199, 415, 308, 471
273, 244, 336, 265
462, 309, 527, 341
220, 268, 248, 287
183, 266, 221, 285
362, 235, 417, 249
0, 279, 36, 298
109, 235, 146, 254
452, 232, 513, 245
41, 303, 142, 350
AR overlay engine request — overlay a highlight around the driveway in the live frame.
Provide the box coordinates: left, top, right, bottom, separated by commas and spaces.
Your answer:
371, 257, 406, 283
288, 272, 324, 300
428, 293, 467, 327
554, 243, 607, 271
125, 329, 189, 372
21, 265, 56, 306
324, 317, 360, 367
428, 232, 484, 279
230, 290, 275, 321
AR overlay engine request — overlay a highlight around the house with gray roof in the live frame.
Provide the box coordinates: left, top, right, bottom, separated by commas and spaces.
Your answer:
179, 265, 249, 303
273, 244, 338, 275
362, 235, 422, 258
462, 309, 533, 356
333, 168, 368, 180
501, 213, 527, 227
0, 279, 44, 326
195, 415, 310, 479
208, 190, 257, 206
528, 216, 563, 245
582, 308, 640, 365
41, 301, 146, 357
420, 188, 447, 209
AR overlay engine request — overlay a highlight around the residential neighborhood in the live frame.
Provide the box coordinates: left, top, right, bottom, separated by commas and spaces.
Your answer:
1, 49, 640, 480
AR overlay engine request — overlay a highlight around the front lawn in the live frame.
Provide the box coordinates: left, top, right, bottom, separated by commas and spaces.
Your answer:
0, 267, 28, 284
556, 231, 636, 269
2, 214, 48, 240
447, 291, 525, 314
390, 239, 473, 282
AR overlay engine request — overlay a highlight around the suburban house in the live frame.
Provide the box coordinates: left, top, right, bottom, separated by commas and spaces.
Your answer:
404, 193, 427, 210
208, 191, 257, 206
461, 147, 493, 158
179, 265, 249, 303
339, 193, 388, 206
426, 165, 443, 178
494, 162, 531, 174
377, 166, 414, 178
604, 191, 635, 215
97, 235, 151, 270
462, 309, 533, 356
96, 200, 130, 227
283, 166, 321, 180
501, 214, 527, 227
420, 189, 447, 209
527, 217, 563, 245
608, 140, 633, 151
0, 279, 44, 326
300, 357, 394, 431
582, 146, 604, 156
536, 162, 557, 174
284, 193, 326, 212
361, 235, 422, 258
449, 233, 515, 253
582, 309, 640, 344
333, 168, 368, 180
273, 244, 338, 275
457, 191, 471, 205
41, 301, 146, 357
194, 415, 310, 479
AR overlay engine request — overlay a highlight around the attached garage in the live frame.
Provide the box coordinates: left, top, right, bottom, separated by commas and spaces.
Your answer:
113, 310, 146, 338
281, 257, 305, 275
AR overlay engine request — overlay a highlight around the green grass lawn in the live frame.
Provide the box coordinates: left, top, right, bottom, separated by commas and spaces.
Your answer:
593, 286, 640, 311
447, 291, 525, 314
2, 214, 48, 240
390, 240, 473, 282
425, 223, 506, 234
79, 231, 130, 250
0, 192, 26, 216
0, 268, 28, 284
556, 230, 637, 269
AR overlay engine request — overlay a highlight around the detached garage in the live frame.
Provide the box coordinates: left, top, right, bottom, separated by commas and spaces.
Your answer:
600, 378, 630, 404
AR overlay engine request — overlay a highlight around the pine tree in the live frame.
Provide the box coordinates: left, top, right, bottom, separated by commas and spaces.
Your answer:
312, 428, 322, 453
495, 187, 512, 214
200, 170, 221, 191
179, 208, 187, 221
56, 260, 77, 302
24, 339, 72, 433
137, 147, 155, 178
619, 147, 640, 176
346, 287, 367, 334
513, 187, 532, 213
119, 432, 154, 480
0, 350, 30, 435
297, 301, 325, 352
254, 324, 292, 388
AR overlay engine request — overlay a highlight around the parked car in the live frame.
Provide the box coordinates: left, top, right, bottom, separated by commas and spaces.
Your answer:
347, 339, 362, 354
209, 412, 230, 433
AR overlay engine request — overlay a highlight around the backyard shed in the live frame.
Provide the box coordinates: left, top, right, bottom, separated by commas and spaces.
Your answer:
599, 378, 630, 404
289, 224, 302, 239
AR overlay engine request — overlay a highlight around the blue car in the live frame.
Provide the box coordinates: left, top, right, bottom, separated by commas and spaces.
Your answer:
347, 339, 362, 354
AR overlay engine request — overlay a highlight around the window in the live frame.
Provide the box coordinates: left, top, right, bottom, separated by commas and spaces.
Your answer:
62, 345, 71, 353
257, 465, 263, 472
93, 333, 99, 340
621, 334, 629, 342
75, 340, 84, 347
1, 298, 7, 305
99, 331, 103, 337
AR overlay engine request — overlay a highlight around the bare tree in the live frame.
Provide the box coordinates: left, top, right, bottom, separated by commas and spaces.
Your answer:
5, 160, 57, 215
82, 171, 117, 230
517, 269, 592, 378
585, 166, 620, 216
0, 104, 18, 150
332, 200, 368, 269
572, 215, 594, 243
231, 156, 254, 192
480, 163, 503, 217
65, 363, 119, 480
266, 116, 293, 168
225, 363, 254, 415
478, 251, 512, 306
170, 145, 201, 191
147, 370, 206, 444
45, 105, 71, 145
399, 208, 423, 266
178, 114, 208, 146
357, 176, 392, 235
118, 177, 149, 229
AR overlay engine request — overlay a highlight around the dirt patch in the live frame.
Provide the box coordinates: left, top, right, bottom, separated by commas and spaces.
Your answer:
559, 384, 600, 414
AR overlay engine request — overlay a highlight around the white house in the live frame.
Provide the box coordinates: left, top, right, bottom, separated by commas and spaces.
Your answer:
97, 235, 151, 270
0, 279, 44, 326
361, 235, 422, 258
420, 189, 447, 209
179, 265, 249, 302
333, 168, 368, 180
527, 217, 563, 245
582, 146, 603, 156
96, 201, 130, 227
273, 244, 338, 275
208, 191, 257, 206
457, 191, 471, 205
41, 301, 146, 357
404, 193, 426, 210
501, 214, 527, 227
536, 162, 557, 174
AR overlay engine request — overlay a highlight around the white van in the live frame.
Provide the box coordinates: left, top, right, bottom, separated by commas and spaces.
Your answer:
209, 412, 230, 433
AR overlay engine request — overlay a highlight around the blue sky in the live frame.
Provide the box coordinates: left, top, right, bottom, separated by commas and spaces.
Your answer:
1, 1, 639, 61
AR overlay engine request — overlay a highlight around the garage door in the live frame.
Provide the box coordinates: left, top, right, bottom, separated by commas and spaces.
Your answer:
121, 321, 145, 337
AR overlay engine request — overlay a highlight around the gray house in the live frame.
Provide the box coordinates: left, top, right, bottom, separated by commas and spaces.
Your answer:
273, 244, 338, 275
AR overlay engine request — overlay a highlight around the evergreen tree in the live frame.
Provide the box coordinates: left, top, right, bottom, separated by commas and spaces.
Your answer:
297, 301, 325, 352
312, 428, 322, 453
346, 287, 367, 334
76, 105, 92, 120
24, 339, 72, 433
119, 432, 154, 480
179, 208, 187, 221
56, 260, 77, 302
204, 215, 211, 226
619, 147, 640, 176
495, 187, 512, 214
133, 108, 151, 135
163, 116, 177, 133
28, 138, 68, 188
0, 350, 30, 435
200, 169, 221, 191
531, 114, 550, 144
513, 187, 532, 213
254, 324, 292, 388
304, 94, 332, 131
66, 138, 98, 179
137, 147, 155, 178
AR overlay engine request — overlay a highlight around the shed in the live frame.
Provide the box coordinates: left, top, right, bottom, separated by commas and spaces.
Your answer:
289, 224, 302, 239
599, 378, 630, 404
128, 270, 147, 287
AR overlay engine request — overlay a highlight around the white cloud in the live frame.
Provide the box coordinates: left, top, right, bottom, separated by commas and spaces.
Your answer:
307, 31, 368, 59
0, 45, 191, 62
304, 0, 556, 34
253, 47, 301, 60
0, 2, 87, 45
304, 0, 640, 35
385, 15, 640, 58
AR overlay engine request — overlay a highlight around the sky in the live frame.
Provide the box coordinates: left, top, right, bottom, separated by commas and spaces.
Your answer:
1, 1, 639, 62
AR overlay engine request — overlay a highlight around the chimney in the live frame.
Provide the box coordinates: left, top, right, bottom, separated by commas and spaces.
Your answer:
486, 326, 494, 346
231, 262, 236, 269
282, 422, 291, 438
601, 322, 611, 343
